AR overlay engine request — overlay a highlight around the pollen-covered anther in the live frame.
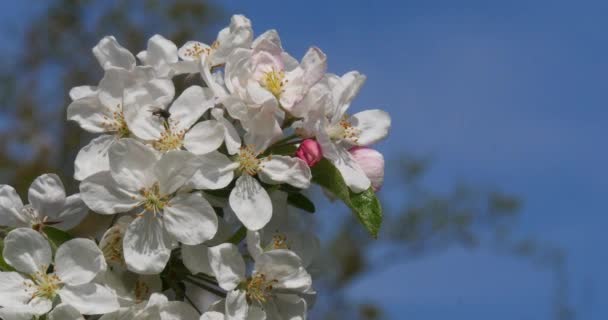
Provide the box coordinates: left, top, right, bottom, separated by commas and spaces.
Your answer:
183, 42, 213, 59
261, 68, 287, 98
246, 273, 278, 304
102, 106, 130, 138
101, 229, 125, 265
271, 233, 289, 250
139, 183, 169, 217
236, 145, 262, 176
328, 116, 360, 143
153, 128, 185, 152
25, 268, 62, 300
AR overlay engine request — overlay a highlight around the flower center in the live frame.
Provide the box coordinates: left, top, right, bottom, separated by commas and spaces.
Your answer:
261, 69, 286, 98
271, 233, 289, 250
101, 228, 124, 265
102, 105, 130, 138
182, 41, 220, 59
25, 269, 62, 300
153, 128, 184, 152
236, 145, 262, 176
327, 116, 360, 143
139, 183, 169, 217
245, 273, 277, 304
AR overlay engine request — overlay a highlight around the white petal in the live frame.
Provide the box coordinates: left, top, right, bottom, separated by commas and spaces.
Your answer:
183, 120, 225, 155
48, 304, 85, 320
0, 185, 25, 227
98, 68, 133, 108
59, 283, 120, 315
73, 134, 114, 181
254, 250, 311, 292
69, 85, 97, 101
211, 108, 241, 155
280, 47, 327, 109
142, 35, 178, 78
245, 231, 263, 262
224, 290, 248, 320
349, 109, 391, 145
146, 292, 169, 307
55, 238, 106, 286
51, 194, 89, 230
201, 311, 226, 320
93, 36, 136, 70
154, 150, 202, 195
0, 272, 31, 307
67, 96, 114, 133
267, 294, 306, 320
181, 244, 213, 275
80, 171, 141, 215
168, 86, 215, 132
28, 173, 66, 218
123, 215, 174, 274
332, 71, 366, 121
109, 139, 159, 191
178, 41, 210, 61
208, 244, 246, 291
0, 308, 37, 320
122, 91, 166, 141
259, 156, 311, 189
211, 14, 253, 66
187, 152, 237, 190
317, 129, 370, 192
3, 228, 51, 274
163, 193, 218, 245
228, 175, 272, 231
159, 301, 200, 320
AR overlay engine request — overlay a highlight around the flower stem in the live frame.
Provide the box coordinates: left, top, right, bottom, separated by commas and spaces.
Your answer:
185, 277, 226, 297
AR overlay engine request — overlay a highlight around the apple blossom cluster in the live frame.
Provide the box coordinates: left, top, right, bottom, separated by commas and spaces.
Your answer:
0, 14, 390, 320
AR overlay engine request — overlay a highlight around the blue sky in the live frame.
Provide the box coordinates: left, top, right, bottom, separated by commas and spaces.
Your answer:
1, 0, 607, 319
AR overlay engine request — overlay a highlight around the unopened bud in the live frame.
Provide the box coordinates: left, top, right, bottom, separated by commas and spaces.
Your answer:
349, 147, 385, 191
296, 139, 323, 167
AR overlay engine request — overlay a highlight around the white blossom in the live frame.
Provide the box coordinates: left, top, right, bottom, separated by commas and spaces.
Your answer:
0, 228, 118, 319
80, 139, 218, 274
0, 174, 88, 231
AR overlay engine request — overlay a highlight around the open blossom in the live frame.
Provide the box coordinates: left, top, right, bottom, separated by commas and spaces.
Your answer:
246, 191, 320, 268
221, 30, 327, 150
80, 138, 218, 274
0, 228, 118, 319
301, 71, 391, 192
99, 293, 199, 320
0, 174, 88, 231
177, 14, 253, 71
68, 37, 175, 181
203, 243, 312, 320
187, 137, 311, 231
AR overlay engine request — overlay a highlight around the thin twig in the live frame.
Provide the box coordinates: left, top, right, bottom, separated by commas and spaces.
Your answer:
185, 277, 226, 298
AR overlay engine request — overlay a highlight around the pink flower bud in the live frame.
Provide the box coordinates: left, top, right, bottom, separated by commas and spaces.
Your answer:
349, 147, 385, 191
296, 139, 323, 167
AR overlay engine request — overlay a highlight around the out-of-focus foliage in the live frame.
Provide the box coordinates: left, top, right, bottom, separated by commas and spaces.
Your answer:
0, 2, 574, 319
313, 156, 574, 320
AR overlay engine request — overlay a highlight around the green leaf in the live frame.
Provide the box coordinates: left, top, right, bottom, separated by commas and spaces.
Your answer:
43, 226, 73, 249
311, 159, 383, 238
287, 192, 316, 213
349, 187, 383, 237
228, 226, 246, 244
